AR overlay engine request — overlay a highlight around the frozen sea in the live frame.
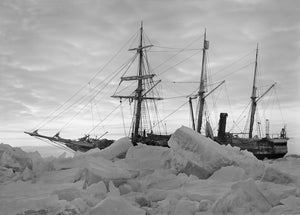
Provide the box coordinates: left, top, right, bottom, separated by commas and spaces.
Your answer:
1, 126, 300, 215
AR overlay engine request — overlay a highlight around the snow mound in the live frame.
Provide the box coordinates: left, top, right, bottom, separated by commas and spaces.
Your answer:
173, 198, 199, 215
212, 179, 272, 214
73, 156, 137, 188
168, 126, 264, 179
0, 143, 32, 171
75, 137, 132, 160
209, 166, 246, 182
125, 144, 171, 170
86, 196, 146, 215
262, 166, 295, 184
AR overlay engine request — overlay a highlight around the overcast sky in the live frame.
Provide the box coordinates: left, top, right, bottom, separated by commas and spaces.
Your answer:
0, 0, 299, 153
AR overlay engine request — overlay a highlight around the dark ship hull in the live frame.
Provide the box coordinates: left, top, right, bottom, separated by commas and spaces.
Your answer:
215, 136, 288, 160
214, 112, 288, 160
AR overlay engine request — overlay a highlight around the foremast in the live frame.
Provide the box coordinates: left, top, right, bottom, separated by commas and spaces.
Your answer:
112, 22, 162, 145
249, 44, 259, 138
196, 29, 209, 133
248, 44, 276, 138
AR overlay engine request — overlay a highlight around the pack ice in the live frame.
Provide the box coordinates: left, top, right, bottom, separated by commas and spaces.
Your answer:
1, 126, 300, 215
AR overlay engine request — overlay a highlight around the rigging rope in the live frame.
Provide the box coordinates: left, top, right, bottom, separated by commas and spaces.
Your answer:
215, 62, 255, 82
274, 87, 285, 124
154, 100, 189, 129
211, 49, 255, 76
150, 35, 204, 73
89, 83, 95, 129
157, 50, 202, 76
87, 98, 129, 134
34, 136, 74, 153
229, 101, 251, 132
57, 52, 140, 132
31, 29, 139, 131
120, 100, 127, 136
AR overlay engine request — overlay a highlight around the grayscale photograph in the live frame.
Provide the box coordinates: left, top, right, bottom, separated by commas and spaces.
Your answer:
0, 0, 299, 214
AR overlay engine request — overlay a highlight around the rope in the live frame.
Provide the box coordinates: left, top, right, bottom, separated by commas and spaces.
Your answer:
215, 62, 255, 82
211, 49, 255, 76
88, 99, 128, 134
157, 50, 202, 76
151, 34, 204, 73
58, 54, 137, 132
34, 136, 74, 153
153, 100, 189, 129
120, 100, 127, 136
229, 101, 251, 132
89, 83, 95, 129
274, 87, 285, 124
31, 29, 139, 131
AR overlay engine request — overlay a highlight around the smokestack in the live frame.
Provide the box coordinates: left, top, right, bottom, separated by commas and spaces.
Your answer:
218, 113, 228, 141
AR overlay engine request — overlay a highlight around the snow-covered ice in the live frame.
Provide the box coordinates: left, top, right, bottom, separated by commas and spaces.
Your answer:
1, 126, 300, 214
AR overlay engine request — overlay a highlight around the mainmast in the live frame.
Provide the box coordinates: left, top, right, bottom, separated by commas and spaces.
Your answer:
111, 22, 162, 145
249, 44, 259, 138
133, 22, 145, 145
196, 29, 209, 133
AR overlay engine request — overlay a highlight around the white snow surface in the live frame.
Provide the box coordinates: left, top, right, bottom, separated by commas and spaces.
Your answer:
1, 126, 300, 215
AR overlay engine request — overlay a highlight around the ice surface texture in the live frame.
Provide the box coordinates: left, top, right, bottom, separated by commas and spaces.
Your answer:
1, 127, 300, 215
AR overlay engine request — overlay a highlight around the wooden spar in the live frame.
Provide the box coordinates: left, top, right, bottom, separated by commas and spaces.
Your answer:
196, 29, 208, 133
189, 97, 196, 130
249, 44, 259, 138
132, 21, 144, 145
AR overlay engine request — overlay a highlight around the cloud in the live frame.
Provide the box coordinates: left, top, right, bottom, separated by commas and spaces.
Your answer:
0, 0, 299, 147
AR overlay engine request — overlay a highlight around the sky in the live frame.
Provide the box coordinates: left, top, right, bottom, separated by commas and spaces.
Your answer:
0, 0, 299, 155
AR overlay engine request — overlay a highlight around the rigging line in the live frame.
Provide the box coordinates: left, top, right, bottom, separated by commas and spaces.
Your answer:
157, 50, 202, 76
229, 101, 252, 132
31, 30, 139, 132
49, 53, 136, 129
34, 136, 74, 153
154, 45, 201, 50
168, 81, 200, 84
153, 100, 189, 128
31, 83, 88, 132
143, 30, 154, 47
120, 100, 127, 136
274, 87, 285, 124
114, 81, 136, 97
164, 95, 191, 100
148, 50, 200, 53
151, 34, 204, 72
215, 62, 255, 82
153, 86, 199, 129
89, 29, 139, 83
51, 140, 76, 153
89, 83, 95, 129
211, 49, 255, 76
243, 107, 251, 135
58, 63, 127, 132
118, 53, 139, 79
224, 83, 234, 123
88, 99, 129, 134
113, 53, 139, 96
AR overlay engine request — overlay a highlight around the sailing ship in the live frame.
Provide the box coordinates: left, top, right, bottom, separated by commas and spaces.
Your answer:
188, 32, 288, 159
25, 22, 170, 151
212, 45, 288, 159
25, 24, 288, 159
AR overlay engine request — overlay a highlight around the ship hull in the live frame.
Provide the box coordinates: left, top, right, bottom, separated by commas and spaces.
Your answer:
215, 136, 288, 160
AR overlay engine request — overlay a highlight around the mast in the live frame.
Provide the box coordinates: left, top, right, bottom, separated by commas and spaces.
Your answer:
189, 97, 196, 130
111, 22, 161, 145
249, 44, 259, 138
196, 29, 209, 133
132, 22, 144, 145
